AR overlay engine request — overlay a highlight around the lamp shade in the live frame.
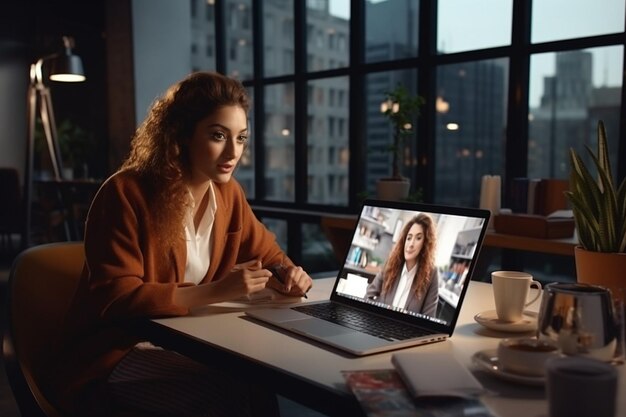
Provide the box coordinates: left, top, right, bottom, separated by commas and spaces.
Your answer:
49, 52, 85, 82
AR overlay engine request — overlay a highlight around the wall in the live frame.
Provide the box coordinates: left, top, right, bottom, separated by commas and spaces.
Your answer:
0, 43, 28, 182
132, 0, 192, 122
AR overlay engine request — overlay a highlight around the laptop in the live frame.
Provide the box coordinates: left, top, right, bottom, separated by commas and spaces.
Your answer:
246, 199, 491, 356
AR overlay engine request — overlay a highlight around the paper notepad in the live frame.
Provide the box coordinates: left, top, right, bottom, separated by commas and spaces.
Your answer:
391, 351, 484, 399
235, 288, 302, 304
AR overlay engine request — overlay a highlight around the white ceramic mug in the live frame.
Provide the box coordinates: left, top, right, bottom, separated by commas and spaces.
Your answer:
497, 337, 561, 376
491, 271, 542, 322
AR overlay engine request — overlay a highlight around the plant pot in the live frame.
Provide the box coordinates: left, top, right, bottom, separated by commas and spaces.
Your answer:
376, 178, 410, 201
574, 246, 626, 302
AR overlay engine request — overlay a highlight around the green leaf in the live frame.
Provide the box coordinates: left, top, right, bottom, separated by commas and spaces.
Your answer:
567, 120, 626, 253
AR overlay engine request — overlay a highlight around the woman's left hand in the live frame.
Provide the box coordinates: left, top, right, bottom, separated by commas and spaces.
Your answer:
269, 265, 312, 297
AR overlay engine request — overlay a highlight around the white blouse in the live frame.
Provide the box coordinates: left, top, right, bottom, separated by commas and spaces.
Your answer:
391, 262, 417, 309
183, 182, 217, 284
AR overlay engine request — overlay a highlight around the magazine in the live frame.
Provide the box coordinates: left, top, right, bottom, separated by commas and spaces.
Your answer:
342, 369, 496, 417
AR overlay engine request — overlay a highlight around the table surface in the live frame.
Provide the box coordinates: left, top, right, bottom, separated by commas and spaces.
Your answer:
482, 231, 577, 256
139, 277, 625, 417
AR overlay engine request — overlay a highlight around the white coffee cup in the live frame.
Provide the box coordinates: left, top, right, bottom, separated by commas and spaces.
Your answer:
491, 271, 542, 322
497, 337, 561, 377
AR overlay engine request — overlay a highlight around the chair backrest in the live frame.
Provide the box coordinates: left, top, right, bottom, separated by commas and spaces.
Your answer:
2, 242, 85, 417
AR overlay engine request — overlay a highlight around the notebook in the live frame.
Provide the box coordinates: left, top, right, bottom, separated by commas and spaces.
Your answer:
246, 199, 491, 356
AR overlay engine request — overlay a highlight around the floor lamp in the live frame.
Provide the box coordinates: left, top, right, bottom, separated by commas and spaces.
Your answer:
22, 36, 86, 249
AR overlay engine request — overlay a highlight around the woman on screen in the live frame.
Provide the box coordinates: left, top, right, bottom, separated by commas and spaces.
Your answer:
44, 71, 312, 417
365, 213, 439, 316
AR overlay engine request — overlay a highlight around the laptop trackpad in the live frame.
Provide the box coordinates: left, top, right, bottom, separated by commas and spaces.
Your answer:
290, 318, 355, 337
327, 332, 390, 351
295, 322, 391, 353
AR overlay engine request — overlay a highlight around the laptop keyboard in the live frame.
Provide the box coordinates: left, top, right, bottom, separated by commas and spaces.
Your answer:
293, 303, 429, 341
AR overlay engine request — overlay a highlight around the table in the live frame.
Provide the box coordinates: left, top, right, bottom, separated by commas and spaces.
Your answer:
482, 232, 577, 257
135, 278, 625, 417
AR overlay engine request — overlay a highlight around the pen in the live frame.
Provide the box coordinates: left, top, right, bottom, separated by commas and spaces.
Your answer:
269, 264, 309, 299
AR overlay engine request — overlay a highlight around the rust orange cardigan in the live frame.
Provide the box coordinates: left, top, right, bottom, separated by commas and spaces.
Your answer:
45, 170, 293, 414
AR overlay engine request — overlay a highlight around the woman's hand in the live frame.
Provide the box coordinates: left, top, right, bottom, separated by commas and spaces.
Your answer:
174, 259, 271, 308
267, 264, 313, 297
215, 259, 272, 300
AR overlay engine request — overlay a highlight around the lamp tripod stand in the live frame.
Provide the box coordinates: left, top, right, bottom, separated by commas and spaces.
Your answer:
21, 36, 85, 249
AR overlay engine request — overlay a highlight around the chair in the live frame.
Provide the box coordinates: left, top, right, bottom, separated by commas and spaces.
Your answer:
2, 242, 85, 417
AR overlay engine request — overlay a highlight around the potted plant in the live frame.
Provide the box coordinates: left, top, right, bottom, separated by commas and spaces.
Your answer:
377, 84, 424, 200
35, 118, 95, 179
565, 120, 626, 301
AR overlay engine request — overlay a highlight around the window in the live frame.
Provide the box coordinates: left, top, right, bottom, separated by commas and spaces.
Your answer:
264, 83, 295, 202
191, 2, 216, 71
365, 69, 419, 196
265, 4, 294, 77
437, 0, 512, 54
181, 0, 626, 273
531, 0, 625, 43
528, 46, 623, 180
225, 0, 253, 80
308, 76, 349, 205
365, 0, 417, 63
236, 87, 255, 198
435, 59, 508, 207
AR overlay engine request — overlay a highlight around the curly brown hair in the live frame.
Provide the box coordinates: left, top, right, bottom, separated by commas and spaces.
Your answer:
120, 71, 250, 246
381, 213, 437, 299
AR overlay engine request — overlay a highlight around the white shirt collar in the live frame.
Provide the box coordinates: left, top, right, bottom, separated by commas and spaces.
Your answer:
183, 181, 217, 284
392, 262, 418, 309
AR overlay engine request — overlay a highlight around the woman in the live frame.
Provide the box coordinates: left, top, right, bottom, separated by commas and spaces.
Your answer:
365, 213, 439, 316
44, 71, 312, 416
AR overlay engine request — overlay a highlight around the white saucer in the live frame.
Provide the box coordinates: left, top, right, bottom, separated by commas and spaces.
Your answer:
474, 310, 538, 333
472, 349, 545, 386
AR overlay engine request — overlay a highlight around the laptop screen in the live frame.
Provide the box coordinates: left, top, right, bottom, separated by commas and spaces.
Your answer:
331, 199, 490, 334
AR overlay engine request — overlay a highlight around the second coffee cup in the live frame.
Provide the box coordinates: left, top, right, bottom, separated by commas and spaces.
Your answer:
491, 271, 542, 322
497, 337, 561, 376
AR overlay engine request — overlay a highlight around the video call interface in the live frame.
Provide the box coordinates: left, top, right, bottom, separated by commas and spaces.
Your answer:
334, 205, 486, 327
